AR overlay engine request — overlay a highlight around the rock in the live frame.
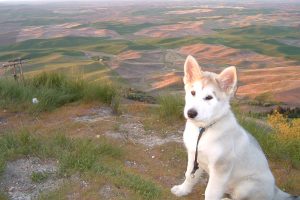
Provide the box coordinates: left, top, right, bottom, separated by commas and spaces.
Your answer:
32, 98, 39, 104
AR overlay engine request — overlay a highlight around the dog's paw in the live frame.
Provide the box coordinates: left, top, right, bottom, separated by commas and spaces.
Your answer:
171, 185, 191, 197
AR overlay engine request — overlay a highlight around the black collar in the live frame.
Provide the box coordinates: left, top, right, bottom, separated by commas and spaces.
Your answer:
190, 122, 216, 177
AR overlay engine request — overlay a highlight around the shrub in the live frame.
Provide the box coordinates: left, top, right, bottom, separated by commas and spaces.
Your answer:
268, 111, 300, 140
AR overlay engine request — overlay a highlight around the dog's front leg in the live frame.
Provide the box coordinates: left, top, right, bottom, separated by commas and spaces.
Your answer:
171, 151, 203, 197
205, 164, 232, 200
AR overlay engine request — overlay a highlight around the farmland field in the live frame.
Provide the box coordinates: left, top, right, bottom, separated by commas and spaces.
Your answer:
0, 1, 299, 106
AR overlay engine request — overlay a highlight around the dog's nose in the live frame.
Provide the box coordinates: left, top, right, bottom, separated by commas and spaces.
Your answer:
187, 109, 198, 119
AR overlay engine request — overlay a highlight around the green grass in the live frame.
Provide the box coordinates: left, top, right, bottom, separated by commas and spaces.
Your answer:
31, 171, 49, 183
132, 8, 167, 16
205, 25, 300, 61
0, 37, 130, 59
0, 49, 82, 61
133, 37, 200, 50
237, 114, 300, 168
88, 40, 129, 54
157, 94, 184, 122
77, 21, 157, 35
0, 72, 117, 112
0, 130, 162, 200
0, 37, 109, 52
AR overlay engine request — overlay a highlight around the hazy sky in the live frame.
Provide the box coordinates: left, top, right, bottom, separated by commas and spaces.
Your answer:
0, 0, 134, 1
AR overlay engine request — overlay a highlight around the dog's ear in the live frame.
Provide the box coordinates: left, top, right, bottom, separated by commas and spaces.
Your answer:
216, 66, 237, 95
183, 55, 202, 85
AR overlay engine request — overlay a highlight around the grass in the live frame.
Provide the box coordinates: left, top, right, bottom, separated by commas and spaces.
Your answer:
0, 72, 118, 113
204, 25, 300, 61
0, 37, 108, 52
237, 110, 300, 168
0, 192, 8, 200
31, 171, 49, 183
249, 92, 279, 107
157, 94, 184, 122
0, 130, 162, 199
77, 21, 158, 35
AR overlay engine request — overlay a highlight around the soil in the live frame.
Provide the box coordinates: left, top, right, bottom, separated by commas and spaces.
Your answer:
17, 23, 120, 42
74, 107, 182, 147
135, 21, 213, 38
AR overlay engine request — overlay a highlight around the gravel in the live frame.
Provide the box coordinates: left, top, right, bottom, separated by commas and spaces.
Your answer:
0, 157, 64, 200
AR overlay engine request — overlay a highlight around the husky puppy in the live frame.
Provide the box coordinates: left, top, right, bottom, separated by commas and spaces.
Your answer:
171, 55, 299, 200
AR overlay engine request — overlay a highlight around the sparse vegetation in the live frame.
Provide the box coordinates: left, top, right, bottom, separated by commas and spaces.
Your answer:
0, 130, 162, 199
126, 89, 156, 104
31, 171, 49, 183
0, 192, 8, 200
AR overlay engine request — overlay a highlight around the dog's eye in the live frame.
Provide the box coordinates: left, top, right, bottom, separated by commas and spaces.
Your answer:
191, 91, 196, 96
204, 95, 213, 100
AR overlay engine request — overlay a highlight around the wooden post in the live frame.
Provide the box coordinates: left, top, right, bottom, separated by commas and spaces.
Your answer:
1, 58, 28, 82
12, 62, 18, 81
18, 58, 25, 82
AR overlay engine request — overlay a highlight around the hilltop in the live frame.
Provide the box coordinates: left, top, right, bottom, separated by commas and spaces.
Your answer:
0, 1, 299, 199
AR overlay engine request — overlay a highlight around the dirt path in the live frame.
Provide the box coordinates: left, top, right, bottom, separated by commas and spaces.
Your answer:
74, 106, 182, 147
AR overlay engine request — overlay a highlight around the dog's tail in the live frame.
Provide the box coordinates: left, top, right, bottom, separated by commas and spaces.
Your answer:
273, 187, 299, 200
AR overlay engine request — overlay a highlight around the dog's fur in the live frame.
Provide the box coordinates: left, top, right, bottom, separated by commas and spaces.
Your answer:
171, 55, 299, 200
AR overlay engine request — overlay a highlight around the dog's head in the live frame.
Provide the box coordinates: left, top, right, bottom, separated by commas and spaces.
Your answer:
183, 55, 237, 127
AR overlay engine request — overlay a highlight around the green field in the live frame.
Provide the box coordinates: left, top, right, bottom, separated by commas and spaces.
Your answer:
75, 22, 160, 35
204, 25, 300, 61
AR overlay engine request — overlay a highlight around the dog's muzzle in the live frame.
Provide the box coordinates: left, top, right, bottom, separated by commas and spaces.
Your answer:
187, 109, 198, 119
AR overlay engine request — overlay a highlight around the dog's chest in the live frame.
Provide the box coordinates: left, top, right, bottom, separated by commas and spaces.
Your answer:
183, 129, 218, 168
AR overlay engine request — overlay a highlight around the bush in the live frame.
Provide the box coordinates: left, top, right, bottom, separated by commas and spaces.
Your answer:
268, 111, 300, 140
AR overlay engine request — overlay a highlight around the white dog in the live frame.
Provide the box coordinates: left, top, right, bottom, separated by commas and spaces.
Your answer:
171, 55, 299, 200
